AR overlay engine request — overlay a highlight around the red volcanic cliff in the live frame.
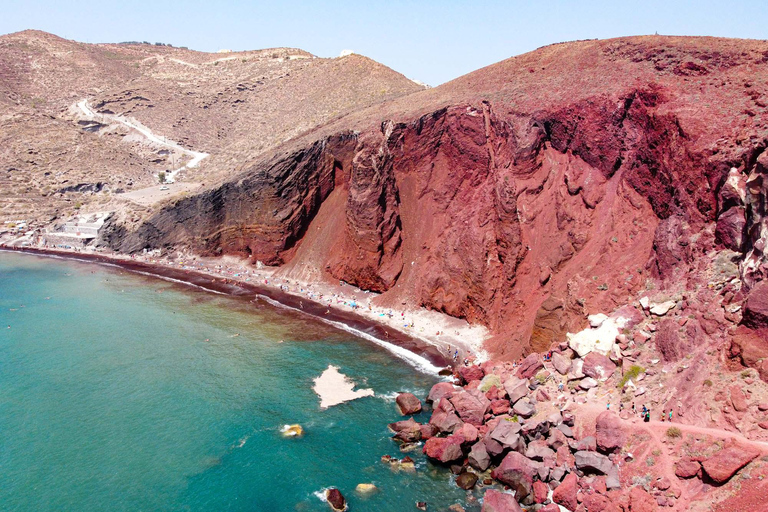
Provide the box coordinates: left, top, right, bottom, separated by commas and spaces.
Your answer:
110, 36, 768, 359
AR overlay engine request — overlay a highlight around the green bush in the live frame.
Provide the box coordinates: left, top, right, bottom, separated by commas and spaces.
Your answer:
618, 365, 645, 389
703, 379, 713, 387
666, 427, 682, 439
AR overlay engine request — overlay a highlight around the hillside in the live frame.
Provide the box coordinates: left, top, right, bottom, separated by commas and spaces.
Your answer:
109, 35, 768, 363
0, 30, 423, 222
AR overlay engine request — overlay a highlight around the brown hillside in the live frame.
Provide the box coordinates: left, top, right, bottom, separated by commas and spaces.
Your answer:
0, 30, 423, 222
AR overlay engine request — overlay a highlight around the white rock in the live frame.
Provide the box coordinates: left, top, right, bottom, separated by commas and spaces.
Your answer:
580, 377, 598, 390
588, 313, 609, 328
649, 300, 676, 316
634, 387, 647, 396
567, 319, 620, 357
639, 297, 650, 310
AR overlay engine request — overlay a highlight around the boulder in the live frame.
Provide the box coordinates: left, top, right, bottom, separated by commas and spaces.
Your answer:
354, 483, 378, 495
552, 351, 572, 375
701, 443, 759, 483
716, 206, 746, 251
582, 352, 617, 381
579, 377, 598, 390
481, 489, 523, 512
556, 445, 575, 468
485, 436, 507, 457
469, 441, 491, 470
606, 464, 621, 490
568, 358, 585, 380
571, 436, 596, 452
567, 319, 620, 357
547, 427, 569, 450
595, 411, 626, 453
491, 451, 537, 503
628, 486, 657, 512
525, 440, 555, 461
517, 353, 544, 379
456, 422, 479, 444
521, 418, 550, 439
396, 392, 422, 415
589, 313, 609, 327
504, 376, 530, 403
428, 382, 457, 403
557, 423, 574, 438
388, 418, 422, 442
574, 450, 613, 474
450, 390, 491, 426
490, 399, 511, 415
456, 471, 478, 490
533, 480, 549, 504
582, 493, 619, 512
513, 399, 536, 418
325, 488, 347, 512
540, 505, 560, 512
650, 300, 676, 316
420, 423, 439, 440
430, 398, 463, 433
491, 420, 523, 448
743, 281, 768, 329
552, 473, 578, 511
730, 384, 749, 412
458, 364, 485, 384
674, 457, 700, 478
423, 435, 465, 463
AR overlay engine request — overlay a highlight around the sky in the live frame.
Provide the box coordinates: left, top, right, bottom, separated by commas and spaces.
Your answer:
1, 0, 766, 86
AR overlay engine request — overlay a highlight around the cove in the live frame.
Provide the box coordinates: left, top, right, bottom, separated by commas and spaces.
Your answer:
0, 251, 483, 511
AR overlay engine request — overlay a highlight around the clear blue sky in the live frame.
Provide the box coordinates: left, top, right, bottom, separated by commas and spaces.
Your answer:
2, 0, 766, 85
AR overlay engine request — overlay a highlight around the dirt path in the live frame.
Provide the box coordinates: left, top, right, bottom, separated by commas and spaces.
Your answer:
75, 99, 208, 182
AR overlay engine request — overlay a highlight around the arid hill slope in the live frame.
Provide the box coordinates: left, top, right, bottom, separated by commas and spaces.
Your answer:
111, 36, 768, 360
0, 30, 423, 222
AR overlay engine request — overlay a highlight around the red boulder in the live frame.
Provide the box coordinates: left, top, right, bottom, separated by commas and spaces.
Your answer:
517, 353, 544, 379
595, 411, 626, 453
552, 473, 578, 511
395, 392, 422, 415
582, 352, 617, 381
423, 435, 465, 463
701, 443, 759, 484
482, 489, 523, 512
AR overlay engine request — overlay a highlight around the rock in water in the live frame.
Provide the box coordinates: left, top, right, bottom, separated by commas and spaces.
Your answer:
455, 471, 478, 490
481, 489, 523, 512
396, 392, 422, 415
355, 483, 378, 496
325, 488, 347, 511
280, 424, 304, 437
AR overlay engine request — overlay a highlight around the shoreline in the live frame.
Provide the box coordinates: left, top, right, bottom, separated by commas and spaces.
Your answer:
0, 245, 487, 373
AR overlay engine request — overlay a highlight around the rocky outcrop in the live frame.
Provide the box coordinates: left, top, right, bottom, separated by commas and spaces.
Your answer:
108, 37, 768, 362
701, 443, 760, 484
395, 392, 422, 415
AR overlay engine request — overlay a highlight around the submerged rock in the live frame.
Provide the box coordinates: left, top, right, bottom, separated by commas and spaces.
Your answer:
280, 424, 304, 437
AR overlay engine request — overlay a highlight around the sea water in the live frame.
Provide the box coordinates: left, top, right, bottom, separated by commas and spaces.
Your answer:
0, 252, 484, 511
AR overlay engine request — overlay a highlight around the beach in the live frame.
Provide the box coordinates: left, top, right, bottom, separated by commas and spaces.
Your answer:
0, 244, 489, 371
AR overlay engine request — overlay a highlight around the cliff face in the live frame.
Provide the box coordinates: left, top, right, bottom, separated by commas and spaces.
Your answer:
109, 36, 768, 359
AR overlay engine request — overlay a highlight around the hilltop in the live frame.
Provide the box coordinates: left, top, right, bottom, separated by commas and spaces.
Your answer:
0, 30, 423, 222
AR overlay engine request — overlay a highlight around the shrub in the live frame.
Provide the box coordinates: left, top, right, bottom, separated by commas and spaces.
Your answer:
703, 379, 713, 387
618, 365, 645, 389
666, 427, 682, 439
158, 171, 166, 184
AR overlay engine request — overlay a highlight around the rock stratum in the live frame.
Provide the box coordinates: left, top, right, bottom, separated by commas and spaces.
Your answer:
102, 36, 768, 362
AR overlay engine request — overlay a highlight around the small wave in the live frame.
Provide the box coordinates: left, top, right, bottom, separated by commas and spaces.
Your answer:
313, 488, 330, 503
256, 294, 441, 375
130, 270, 228, 295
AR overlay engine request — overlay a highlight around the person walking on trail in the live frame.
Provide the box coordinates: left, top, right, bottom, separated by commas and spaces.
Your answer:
668, 410, 673, 422
644, 410, 650, 422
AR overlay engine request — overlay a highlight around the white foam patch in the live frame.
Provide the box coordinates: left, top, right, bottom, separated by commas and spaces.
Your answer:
313, 365, 374, 409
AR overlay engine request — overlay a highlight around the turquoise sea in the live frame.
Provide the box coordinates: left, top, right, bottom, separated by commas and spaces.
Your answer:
0, 251, 483, 511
